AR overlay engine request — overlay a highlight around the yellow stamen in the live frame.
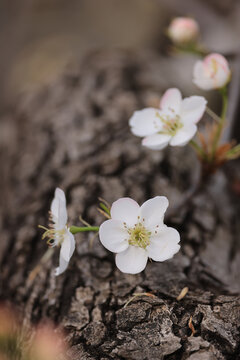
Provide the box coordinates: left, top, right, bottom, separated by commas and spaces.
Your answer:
128, 223, 151, 249
156, 112, 183, 136
38, 225, 65, 247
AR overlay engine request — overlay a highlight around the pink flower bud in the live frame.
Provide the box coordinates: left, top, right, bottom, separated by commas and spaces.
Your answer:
193, 53, 231, 90
168, 17, 199, 45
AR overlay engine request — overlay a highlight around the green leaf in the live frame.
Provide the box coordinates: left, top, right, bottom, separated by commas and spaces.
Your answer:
226, 144, 240, 160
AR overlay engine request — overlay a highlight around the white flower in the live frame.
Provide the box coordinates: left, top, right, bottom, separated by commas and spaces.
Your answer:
193, 53, 231, 90
168, 17, 199, 45
41, 188, 75, 276
129, 88, 207, 150
99, 196, 180, 274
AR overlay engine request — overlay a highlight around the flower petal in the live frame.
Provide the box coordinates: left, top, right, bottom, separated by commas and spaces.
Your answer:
160, 88, 182, 115
181, 96, 207, 124
51, 188, 68, 228
99, 219, 129, 253
207, 53, 229, 68
60, 230, 75, 262
215, 65, 230, 88
140, 196, 169, 229
201, 54, 230, 89
147, 227, 180, 261
55, 230, 75, 276
115, 246, 148, 274
193, 61, 215, 90
170, 123, 197, 146
142, 133, 171, 150
55, 188, 66, 205
55, 257, 69, 276
110, 198, 140, 227
129, 108, 162, 137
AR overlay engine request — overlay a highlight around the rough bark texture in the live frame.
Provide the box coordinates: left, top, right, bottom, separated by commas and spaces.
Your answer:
0, 50, 240, 360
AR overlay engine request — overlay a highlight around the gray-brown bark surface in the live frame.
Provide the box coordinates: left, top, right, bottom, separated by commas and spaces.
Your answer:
0, 50, 239, 360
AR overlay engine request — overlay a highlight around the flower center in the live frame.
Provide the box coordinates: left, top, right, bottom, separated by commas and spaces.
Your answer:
38, 212, 66, 247
156, 112, 183, 136
128, 223, 151, 249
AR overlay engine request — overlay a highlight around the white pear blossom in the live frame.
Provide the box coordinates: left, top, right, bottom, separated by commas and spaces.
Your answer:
193, 53, 231, 90
99, 196, 180, 274
129, 88, 207, 150
168, 17, 199, 45
40, 188, 75, 276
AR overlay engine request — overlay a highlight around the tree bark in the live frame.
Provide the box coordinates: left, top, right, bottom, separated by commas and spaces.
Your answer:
0, 50, 239, 360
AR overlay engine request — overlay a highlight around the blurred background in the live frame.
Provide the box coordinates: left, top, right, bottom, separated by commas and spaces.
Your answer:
0, 3, 240, 359
1, 0, 240, 114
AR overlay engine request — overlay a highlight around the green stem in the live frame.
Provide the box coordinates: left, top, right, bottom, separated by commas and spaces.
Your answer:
69, 225, 99, 234
173, 43, 208, 57
212, 87, 228, 155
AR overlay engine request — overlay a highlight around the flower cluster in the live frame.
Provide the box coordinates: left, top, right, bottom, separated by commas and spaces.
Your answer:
40, 190, 180, 275
129, 19, 234, 162
37, 17, 240, 279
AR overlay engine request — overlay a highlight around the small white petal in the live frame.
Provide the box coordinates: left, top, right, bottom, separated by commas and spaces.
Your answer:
215, 65, 230, 88
55, 188, 66, 205
209, 53, 229, 68
193, 78, 215, 91
99, 219, 129, 253
170, 123, 197, 146
55, 231, 75, 276
51, 199, 68, 229
51, 198, 59, 220
140, 196, 169, 229
129, 108, 162, 137
115, 246, 148, 274
51, 188, 68, 228
181, 96, 207, 124
58, 204, 68, 229
160, 88, 182, 115
205, 54, 230, 86
142, 133, 171, 150
110, 198, 140, 227
60, 230, 75, 262
193, 61, 215, 90
55, 257, 69, 276
147, 227, 180, 261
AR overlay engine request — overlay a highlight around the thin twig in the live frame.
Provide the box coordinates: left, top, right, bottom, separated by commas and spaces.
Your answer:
79, 215, 91, 227
206, 106, 221, 123
97, 207, 111, 219
98, 197, 111, 209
